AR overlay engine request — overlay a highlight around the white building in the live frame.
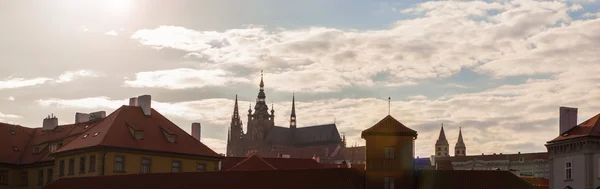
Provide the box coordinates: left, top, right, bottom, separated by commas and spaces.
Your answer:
546, 107, 600, 189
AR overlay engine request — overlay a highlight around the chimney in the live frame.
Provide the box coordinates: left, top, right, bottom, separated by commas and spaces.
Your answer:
43, 114, 58, 131
138, 95, 151, 116
560, 107, 578, 135
192, 122, 201, 141
89, 111, 106, 121
129, 97, 138, 106
75, 112, 90, 123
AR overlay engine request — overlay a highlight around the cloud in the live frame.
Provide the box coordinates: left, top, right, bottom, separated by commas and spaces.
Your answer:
104, 30, 118, 36
445, 83, 471, 89
6, 96, 15, 101
129, 0, 600, 93
407, 95, 428, 100
0, 77, 52, 90
123, 68, 250, 89
200, 137, 227, 155
55, 70, 100, 83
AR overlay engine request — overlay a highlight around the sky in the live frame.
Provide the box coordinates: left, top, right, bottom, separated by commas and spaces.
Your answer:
1, 0, 600, 158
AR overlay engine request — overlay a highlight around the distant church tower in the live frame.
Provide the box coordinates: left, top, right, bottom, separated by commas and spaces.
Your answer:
454, 127, 466, 156
246, 70, 275, 141
435, 124, 449, 157
226, 95, 244, 157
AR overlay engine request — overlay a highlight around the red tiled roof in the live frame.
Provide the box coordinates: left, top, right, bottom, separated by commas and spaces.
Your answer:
43, 168, 366, 189
53, 106, 221, 158
521, 177, 549, 189
225, 155, 277, 171
435, 159, 454, 170
222, 155, 325, 171
549, 113, 600, 142
436, 152, 548, 162
0, 120, 100, 165
361, 115, 417, 137
416, 170, 534, 189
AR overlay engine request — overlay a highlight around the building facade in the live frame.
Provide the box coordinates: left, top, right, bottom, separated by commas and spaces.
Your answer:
546, 107, 600, 189
226, 71, 344, 158
0, 95, 222, 189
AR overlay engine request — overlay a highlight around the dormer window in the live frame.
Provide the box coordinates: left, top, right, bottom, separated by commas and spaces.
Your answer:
168, 135, 176, 143
84, 125, 89, 129
83, 134, 89, 139
161, 128, 177, 143
94, 132, 99, 137
33, 146, 40, 154
50, 144, 58, 152
134, 131, 144, 140
9, 130, 15, 135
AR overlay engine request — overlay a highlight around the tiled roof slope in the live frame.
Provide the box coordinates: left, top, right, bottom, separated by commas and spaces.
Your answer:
416, 170, 534, 189
43, 168, 366, 189
221, 155, 325, 171
225, 155, 277, 171
0, 120, 100, 165
549, 113, 600, 142
361, 115, 417, 137
436, 152, 547, 162
43, 169, 534, 189
265, 124, 342, 147
53, 106, 221, 158
521, 177, 549, 189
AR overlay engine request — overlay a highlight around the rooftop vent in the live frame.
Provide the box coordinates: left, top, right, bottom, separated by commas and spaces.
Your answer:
129, 97, 138, 106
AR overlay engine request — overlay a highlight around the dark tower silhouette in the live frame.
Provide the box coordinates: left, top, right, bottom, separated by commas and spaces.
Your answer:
435, 123, 449, 157
455, 127, 466, 156
226, 95, 244, 156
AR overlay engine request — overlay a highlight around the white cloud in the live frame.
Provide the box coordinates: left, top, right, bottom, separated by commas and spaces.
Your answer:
104, 30, 118, 36
0, 77, 52, 90
407, 95, 428, 100
200, 137, 227, 155
55, 70, 100, 83
129, 0, 600, 93
124, 68, 250, 89
7, 96, 15, 101
583, 12, 600, 18
445, 83, 471, 89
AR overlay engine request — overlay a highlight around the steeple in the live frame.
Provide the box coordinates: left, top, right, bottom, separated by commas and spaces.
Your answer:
259, 70, 264, 89
455, 127, 466, 156
229, 95, 243, 141
290, 93, 297, 129
253, 70, 270, 119
435, 123, 449, 157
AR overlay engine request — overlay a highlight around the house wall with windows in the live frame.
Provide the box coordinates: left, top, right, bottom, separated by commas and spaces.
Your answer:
548, 150, 587, 189
101, 150, 218, 175
53, 151, 104, 180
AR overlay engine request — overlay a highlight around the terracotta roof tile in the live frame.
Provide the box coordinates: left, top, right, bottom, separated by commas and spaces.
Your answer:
361, 115, 417, 137
53, 106, 221, 158
416, 170, 534, 189
0, 123, 35, 164
221, 156, 325, 171
43, 168, 366, 189
225, 155, 277, 171
549, 112, 600, 142
521, 177, 549, 189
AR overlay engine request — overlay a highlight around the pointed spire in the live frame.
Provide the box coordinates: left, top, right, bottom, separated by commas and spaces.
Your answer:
436, 123, 449, 145
259, 70, 264, 88
232, 95, 239, 119
290, 93, 297, 129
271, 102, 274, 113
388, 97, 391, 115
456, 127, 465, 147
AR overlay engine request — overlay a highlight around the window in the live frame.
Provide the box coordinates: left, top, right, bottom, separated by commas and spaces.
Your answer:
50, 144, 58, 152
141, 158, 151, 173
565, 161, 572, 180
68, 159, 75, 175
13, 146, 18, 151
9, 130, 15, 135
519, 157, 525, 162
82, 134, 88, 139
384, 147, 395, 159
79, 157, 86, 174
89, 155, 96, 172
437, 152, 441, 156
172, 161, 181, 172
59, 160, 65, 176
168, 136, 176, 143
437, 147, 440, 151
0, 170, 8, 185
196, 163, 206, 172
47, 169, 53, 183
94, 132, 99, 136
134, 131, 144, 140
37, 169, 44, 185
384, 177, 394, 189
20, 171, 28, 186
33, 146, 40, 154
114, 156, 125, 172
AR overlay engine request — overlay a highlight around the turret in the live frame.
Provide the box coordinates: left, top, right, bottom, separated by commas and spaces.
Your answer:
435, 123, 450, 157
455, 127, 466, 156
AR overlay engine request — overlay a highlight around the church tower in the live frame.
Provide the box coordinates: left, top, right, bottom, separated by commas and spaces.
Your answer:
246, 70, 275, 141
226, 95, 244, 157
289, 93, 297, 146
435, 123, 449, 157
454, 127, 466, 156
362, 115, 418, 189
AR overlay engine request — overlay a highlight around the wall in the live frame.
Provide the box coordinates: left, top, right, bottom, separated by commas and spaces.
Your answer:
53, 151, 104, 180
102, 150, 219, 175
364, 135, 414, 189
0, 164, 53, 189
551, 154, 585, 189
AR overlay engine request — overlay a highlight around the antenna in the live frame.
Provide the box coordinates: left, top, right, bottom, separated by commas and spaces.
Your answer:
388, 97, 391, 115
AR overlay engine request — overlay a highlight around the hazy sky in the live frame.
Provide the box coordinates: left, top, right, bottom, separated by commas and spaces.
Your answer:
1, 0, 600, 157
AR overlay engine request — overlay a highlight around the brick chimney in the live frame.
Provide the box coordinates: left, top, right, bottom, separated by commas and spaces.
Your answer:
192, 122, 201, 141
560, 107, 578, 135
129, 97, 138, 106
89, 111, 106, 121
43, 114, 58, 131
138, 95, 151, 116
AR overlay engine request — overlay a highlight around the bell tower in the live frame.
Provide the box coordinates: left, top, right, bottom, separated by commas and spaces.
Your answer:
435, 123, 449, 157
454, 127, 466, 156
361, 115, 418, 189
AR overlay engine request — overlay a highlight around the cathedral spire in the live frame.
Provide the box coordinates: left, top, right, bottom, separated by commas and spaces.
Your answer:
232, 95, 240, 120
455, 127, 466, 156
290, 93, 297, 129
456, 127, 465, 146
259, 70, 264, 89
435, 123, 449, 157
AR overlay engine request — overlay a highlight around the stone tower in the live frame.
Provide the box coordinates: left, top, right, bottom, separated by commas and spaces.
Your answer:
361, 115, 418, 189
454, 127, 466, 156
226, 95, 244, 157
246, 70, 274, 141
435, 123, 449, 157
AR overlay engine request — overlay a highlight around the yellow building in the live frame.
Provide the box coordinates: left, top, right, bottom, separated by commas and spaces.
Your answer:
0, 95, 223, 189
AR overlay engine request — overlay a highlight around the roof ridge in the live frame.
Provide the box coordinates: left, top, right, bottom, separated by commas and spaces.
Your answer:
56, 106, 122, 154
227, 155, 277, 171
96, 106, 128, 147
